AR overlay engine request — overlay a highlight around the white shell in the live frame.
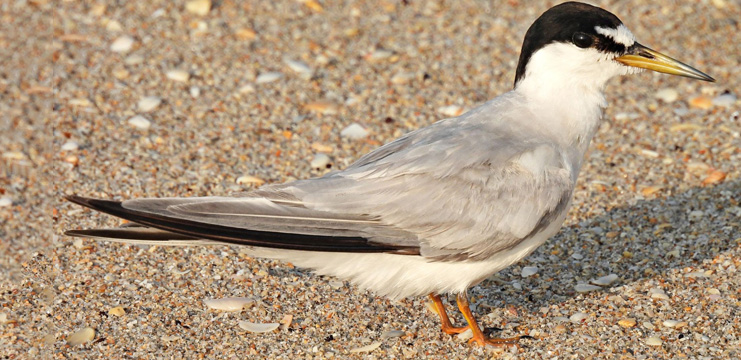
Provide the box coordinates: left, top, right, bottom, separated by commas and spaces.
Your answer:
381, 330, 405, 339
713, 93, 737, 107
61, 141, 79, 151
255, 72, 283, 84
520, 266, 538, 277
348, 341, 382, 353
110, 36, 134, 53
284, 59, 312, 75
166, 69, 190, 82
236, 175, 265, 185
591, 274, 619, 286
654, 88, 678, 103
310, 154, 331, 170
138, 96, 162, 112
340, 123, 368, 139
574, 284, 601, 293
238, 321, 280, 333
645, 336, 663, 346
662, 320, 680, 328
438, 105, 464, 117
569, 312, 588, 322
128, 115, 151, 130
203, 297, 256, 311
67, 327, 95, 346
185, 0, 211, 15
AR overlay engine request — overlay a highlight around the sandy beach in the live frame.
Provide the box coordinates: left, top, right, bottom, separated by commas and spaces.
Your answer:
2, 0, 740, 358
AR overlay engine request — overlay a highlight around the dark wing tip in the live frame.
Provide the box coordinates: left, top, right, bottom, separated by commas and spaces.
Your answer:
63, 194, 420, 254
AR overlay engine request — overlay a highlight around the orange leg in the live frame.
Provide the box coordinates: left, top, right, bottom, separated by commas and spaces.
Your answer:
429, 294, 469, 334
455, 291, 525, 347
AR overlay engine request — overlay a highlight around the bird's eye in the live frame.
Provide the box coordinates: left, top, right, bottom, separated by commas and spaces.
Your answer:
572, 32, 593, 48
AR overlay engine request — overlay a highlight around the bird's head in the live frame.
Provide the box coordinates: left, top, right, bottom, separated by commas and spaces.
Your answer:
514, 2, 714, 90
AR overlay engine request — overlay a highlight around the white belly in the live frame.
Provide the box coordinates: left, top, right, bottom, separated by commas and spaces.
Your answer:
248, 205, 568, 299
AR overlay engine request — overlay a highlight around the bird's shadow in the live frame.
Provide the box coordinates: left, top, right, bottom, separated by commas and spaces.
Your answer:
470, 179, 740, 315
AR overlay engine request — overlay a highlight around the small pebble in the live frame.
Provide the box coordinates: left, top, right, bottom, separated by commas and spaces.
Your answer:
108, 306, 126, 316
670, 123, 702, 132
284, 59, 312, 77
238, 84, 255, 94
366, 49, 393, 61
456, 328, 473, 341
569, 312, 588, 323
311, 143, 333, 153
204, 297, 256, 311
649, 288, 670, 300
236, 175, 265, 186
185, 0, 211, 15
618, 318, 636, 328
645, 336, 663, 346
255, 72, 283, 84
166, 69, 190, 82
349, 341, 382, 353
303, 101, 339, 115
662, 320, 687, 328
0, 312, 7, 324
310, 154, 331, 170
391, 72, 415, 84
110, 35, 134, 53
64, 155, 79, 165
162, 335, 181, 342
61, 141, 79, 151
112, 68, 130, 79
642, 321, 655, 330
437, 105, 464, 117
69, 98, 92, 107
571, 253, 583, 260
381, 330, 405, 339
689, 95, 712, 109
553, 324, 567, 333
238, 321, 280, 333
105, 20, 122, 32
591, 274, 619, 286
67, 327, 95, 346
574, 284, 601, 293
280, 314, 293, 331
137, 96, 162, 112
655, 88, 678, 103
124, 54, 144, 65
189, 86, 201, 98
236, 28, 257, 40
688, 210, 704, 221
0, 197, 12, 207
702, 170, 726, 186
328, 280, 344, 289
340, 123, 369, 139
641, 185, 663, 196
712, 92, 736, 107
128, 115, 151, 130
520, 266, 538, 277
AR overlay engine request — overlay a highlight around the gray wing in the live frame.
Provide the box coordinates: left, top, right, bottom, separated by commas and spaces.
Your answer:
286, 123, 574, 261
67, 93, 574, 261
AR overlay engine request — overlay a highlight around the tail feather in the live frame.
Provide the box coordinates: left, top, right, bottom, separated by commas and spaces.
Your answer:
64, 195, 419, 254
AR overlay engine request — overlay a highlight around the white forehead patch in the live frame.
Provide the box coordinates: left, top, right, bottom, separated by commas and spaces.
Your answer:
595, 24, 636, 47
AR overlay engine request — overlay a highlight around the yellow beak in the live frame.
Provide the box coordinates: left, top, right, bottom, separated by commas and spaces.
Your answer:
616, 43, 715, 82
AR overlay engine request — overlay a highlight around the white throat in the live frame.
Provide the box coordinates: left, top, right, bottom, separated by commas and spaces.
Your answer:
514, 42, 637, 149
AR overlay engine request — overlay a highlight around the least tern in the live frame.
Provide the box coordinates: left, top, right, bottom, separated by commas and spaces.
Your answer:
65, 2, 714, 347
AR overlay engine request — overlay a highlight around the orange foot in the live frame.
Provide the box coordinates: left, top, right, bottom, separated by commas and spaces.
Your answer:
429, 292, 534, 348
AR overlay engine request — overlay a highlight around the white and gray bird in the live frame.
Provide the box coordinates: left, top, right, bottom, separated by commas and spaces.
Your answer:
65, 2, 714, 346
